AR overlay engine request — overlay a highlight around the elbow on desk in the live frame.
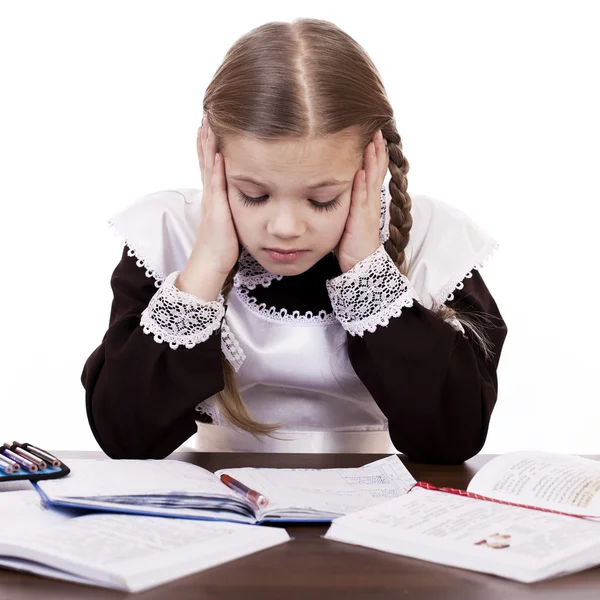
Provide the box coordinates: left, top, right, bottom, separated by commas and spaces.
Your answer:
399, 445, 484, 466
90, 428, 166, 460
94, 435, 179, 460
392, 430, 487, 466
88, 411, 194, 460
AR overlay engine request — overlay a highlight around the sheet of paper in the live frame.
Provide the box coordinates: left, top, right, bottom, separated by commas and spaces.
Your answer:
467, 452, 600, 517
325, 487, 600, 578
217, 455, 416, 515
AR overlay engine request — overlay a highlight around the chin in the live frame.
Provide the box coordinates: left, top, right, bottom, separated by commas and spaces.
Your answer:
262, 257, 313, 276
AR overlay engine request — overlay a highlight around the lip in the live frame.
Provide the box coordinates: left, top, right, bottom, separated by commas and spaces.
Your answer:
264, 248, 308, 263
265, 248, 306, 253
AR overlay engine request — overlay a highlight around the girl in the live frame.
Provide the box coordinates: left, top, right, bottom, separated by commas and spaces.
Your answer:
82, 18, 507, 463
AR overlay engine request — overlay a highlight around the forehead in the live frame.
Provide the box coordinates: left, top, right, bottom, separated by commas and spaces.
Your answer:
222, 133, 361, 189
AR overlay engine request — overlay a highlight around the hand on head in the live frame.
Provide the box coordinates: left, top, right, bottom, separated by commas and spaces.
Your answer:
334, 130, 388, 273
191, 114, 240, 278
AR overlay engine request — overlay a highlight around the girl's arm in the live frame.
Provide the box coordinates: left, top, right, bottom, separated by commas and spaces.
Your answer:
327, 248, 508, 465
82, 246, 225, 459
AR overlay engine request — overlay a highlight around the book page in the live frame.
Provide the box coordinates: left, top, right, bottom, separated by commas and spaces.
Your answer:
0, 512, 290, 592
216, 455, 417, 517
35, 458, 236, 500
5, 513, 269, 566
0, 556, 93, 587
324, 487, 600, 581
467, 452, 600, 517
0, 490, 75, 535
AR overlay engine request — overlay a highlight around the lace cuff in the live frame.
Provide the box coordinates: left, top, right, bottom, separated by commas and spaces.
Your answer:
140, 271, 225, 350
326, 245, 417, 337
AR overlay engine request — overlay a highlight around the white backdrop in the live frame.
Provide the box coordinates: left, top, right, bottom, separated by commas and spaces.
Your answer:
1, 1, 598, 453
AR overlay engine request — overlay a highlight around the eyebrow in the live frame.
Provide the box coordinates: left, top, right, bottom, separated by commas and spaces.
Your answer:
229, 174, 350, 188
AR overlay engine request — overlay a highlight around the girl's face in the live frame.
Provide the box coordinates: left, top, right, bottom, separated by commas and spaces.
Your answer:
220, 132, 363, 276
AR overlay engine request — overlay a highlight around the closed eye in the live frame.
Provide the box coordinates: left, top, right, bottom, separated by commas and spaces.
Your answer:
235, 192, 342, 213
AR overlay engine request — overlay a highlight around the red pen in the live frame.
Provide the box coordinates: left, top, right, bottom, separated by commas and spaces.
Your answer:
220, 474, 269, 509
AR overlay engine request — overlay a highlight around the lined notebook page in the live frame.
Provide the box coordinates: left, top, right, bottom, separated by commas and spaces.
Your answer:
217, 455, 417, 515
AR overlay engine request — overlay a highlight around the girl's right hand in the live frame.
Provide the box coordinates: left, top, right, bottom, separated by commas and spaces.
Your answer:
194, 115, 240, 275
176, 116, 240, 300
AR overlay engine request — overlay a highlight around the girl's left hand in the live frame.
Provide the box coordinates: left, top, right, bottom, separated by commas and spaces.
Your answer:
334, 130, 388, 273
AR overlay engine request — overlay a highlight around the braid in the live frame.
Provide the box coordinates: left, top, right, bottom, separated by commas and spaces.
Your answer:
382, 134, 412, 274
381, 131, 495, 362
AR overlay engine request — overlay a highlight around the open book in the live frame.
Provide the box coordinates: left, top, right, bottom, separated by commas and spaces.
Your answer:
33, 455, 416, 524
0, 489, 289, 592
324, 451, 600, 583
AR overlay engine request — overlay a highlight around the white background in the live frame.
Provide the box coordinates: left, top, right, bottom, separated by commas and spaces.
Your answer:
1, 1, 598, 453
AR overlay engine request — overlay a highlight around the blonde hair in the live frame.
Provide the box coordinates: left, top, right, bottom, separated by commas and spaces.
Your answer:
201, 18, 496, 436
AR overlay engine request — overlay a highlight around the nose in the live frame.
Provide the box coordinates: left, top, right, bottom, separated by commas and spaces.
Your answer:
266, 203, 306, 239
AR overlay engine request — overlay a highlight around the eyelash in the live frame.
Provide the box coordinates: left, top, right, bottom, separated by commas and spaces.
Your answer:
236, 192, 342, 213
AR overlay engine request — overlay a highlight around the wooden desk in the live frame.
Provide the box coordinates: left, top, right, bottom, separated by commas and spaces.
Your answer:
1, 452, 599, 599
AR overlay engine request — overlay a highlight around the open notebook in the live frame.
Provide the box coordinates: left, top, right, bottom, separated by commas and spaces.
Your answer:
0, 490, 289, 592
33, 455, 416, 524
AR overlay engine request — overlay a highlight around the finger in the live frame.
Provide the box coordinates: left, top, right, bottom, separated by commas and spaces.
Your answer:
211, 152, 220, 194
364, 141, 379, 207
207, 126, 219, 174
197, 128, 204, 177
211, 151, 228, 200
208, 125, 218, 160
350, 168, 368, 214
203, 121, 210, 172
199, 121, 207, 179
370, 132, 387, 207
376, 130, 388, 179
203, 128, 214, 195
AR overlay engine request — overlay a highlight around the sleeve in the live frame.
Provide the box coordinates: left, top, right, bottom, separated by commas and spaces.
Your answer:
326, 245, 508, 465
81, 245, 226, 459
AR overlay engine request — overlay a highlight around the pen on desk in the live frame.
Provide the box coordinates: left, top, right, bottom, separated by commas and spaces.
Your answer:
12, 446, 47, 470
13, 442, 60, 468
1, 445, 37, 472
0, 454, 16, 474
219, 474, 269, 509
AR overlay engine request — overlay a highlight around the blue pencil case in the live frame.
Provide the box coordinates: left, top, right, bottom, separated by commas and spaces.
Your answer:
0, 441, 70, 483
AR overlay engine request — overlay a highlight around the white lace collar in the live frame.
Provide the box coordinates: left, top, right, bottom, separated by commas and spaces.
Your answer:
233, 249, 283, 290
107, 177, 498, 311
232, 184, 390, 290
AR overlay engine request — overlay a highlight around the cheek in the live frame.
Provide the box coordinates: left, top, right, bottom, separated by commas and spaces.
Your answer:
320, 204, 350, 242
228, 202, 255, 243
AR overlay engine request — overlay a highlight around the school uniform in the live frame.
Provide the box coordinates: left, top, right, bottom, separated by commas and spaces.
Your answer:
82, 172, 507, 463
